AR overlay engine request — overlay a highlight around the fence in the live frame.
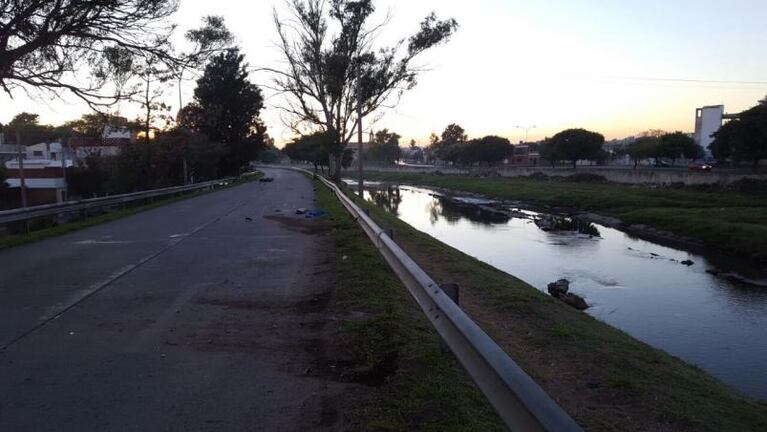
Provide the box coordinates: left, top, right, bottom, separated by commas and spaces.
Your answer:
0, 177, 237, 226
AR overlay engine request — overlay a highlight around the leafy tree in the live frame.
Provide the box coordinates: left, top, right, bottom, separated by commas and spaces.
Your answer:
464, 135, 512, 166
710, 97, 767, 169
109, 141, 152, 193
259, 148, 283, 164
548, 128, 605, 168
624, 136, 659, 169
284, 131, 352, 173
153, 128, 227, 183
0, 165, 8, 191
538, 138, 559, 167
58, 114, 139, 138
429, 133, 440, 146
710, 121, 736, 163
271, 0, 458, 179
367, 129, 401, 164
440, 124, 468, 145
432, 123, 467, 161
439, 142, 469, 165
183, 48, 266, 175
0, 164, 9, 209
658, 132, 701, 166
6, 112, 54, 144
67, 156, 111, 198
0, 0, 182, 108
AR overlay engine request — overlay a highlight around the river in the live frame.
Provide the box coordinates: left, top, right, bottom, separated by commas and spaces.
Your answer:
353, 181, 767, 400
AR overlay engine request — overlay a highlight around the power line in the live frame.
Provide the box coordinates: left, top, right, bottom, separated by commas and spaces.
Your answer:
590, 75, 767, 86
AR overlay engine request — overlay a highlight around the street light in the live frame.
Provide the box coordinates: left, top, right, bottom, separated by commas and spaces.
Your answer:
515, 125, 536, 143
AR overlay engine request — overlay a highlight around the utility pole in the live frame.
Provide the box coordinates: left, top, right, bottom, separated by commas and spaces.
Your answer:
357, 61, 364, 197
16, 130, 27, 208
61, 139, 68, 202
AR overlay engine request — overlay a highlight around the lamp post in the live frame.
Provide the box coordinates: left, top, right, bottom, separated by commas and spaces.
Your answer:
515, 125, 537, 143
357, 60, 364, 197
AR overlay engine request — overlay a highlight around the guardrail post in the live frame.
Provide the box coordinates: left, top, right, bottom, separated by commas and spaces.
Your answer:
439, 283, 460, 354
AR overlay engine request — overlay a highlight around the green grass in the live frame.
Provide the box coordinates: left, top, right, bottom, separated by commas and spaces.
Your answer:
332, 181, 767, 431
315, 180, 505, 431
0, 174, 261, 251
358, 171, 767, 264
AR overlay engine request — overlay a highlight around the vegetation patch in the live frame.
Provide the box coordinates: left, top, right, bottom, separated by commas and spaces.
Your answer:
314, 180, 505, 431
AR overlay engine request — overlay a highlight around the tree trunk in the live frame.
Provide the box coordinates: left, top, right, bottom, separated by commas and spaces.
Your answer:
329, 152, 343, 181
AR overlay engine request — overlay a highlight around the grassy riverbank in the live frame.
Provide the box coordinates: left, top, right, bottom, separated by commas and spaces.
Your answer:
325, 180, 767, 431
357, 171, 767, 265
0, 174, 261, 251
315, 181, 505, 431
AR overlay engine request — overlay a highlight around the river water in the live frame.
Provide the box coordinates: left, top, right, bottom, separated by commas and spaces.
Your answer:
355, 182, 767, 400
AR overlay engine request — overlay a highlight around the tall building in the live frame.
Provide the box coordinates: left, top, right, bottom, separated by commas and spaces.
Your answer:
694, 105, 724, 157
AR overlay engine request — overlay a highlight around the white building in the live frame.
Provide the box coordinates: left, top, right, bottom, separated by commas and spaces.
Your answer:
694, 105, 725, 157
4, 142, 75, 205
70, 126, 133, 159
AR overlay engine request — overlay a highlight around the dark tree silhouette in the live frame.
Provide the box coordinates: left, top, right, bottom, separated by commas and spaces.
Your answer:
658, 132, 701, 166
283, 131, 353, 173
624, 136, 659, 169
367, 129, 401, 164
0, 0, 180, 107
710, 97, 767, 170
465, 135, 512, 166
548, 128, 605, 168
182, 49, 265, 176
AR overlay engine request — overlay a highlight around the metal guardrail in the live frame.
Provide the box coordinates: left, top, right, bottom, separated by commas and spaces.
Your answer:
286, 166, 583, 432
0, 178, 237, 225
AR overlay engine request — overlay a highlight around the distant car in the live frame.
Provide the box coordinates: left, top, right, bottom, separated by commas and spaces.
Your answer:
688, 162, 713, 172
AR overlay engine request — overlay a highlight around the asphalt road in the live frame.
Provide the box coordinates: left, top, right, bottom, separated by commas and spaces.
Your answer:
0, 168, 345, 431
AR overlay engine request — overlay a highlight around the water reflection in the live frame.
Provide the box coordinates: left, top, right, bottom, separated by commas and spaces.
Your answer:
534, 215, 601, 237
361, 183, 767, 400
429, 198, 511, 226
368, 186, 403, 215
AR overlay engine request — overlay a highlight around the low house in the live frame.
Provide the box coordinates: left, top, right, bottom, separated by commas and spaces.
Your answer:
508, 144, 540, 166
4, 142, 73, 205
69, 126, 134, 159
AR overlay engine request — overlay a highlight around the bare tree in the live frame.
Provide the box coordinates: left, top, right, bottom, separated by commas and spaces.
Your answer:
269, 0, 458, 179
0, 0, 186, 108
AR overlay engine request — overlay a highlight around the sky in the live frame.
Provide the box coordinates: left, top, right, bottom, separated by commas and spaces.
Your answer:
2, 0, 767, 146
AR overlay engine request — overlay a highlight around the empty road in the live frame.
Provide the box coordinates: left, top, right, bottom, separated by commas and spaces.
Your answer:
0, 168, 347, 431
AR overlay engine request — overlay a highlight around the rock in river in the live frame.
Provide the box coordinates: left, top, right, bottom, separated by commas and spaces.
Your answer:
547, 278, 589, 310
561, 292, 589, 310
547, 279, 570, 297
